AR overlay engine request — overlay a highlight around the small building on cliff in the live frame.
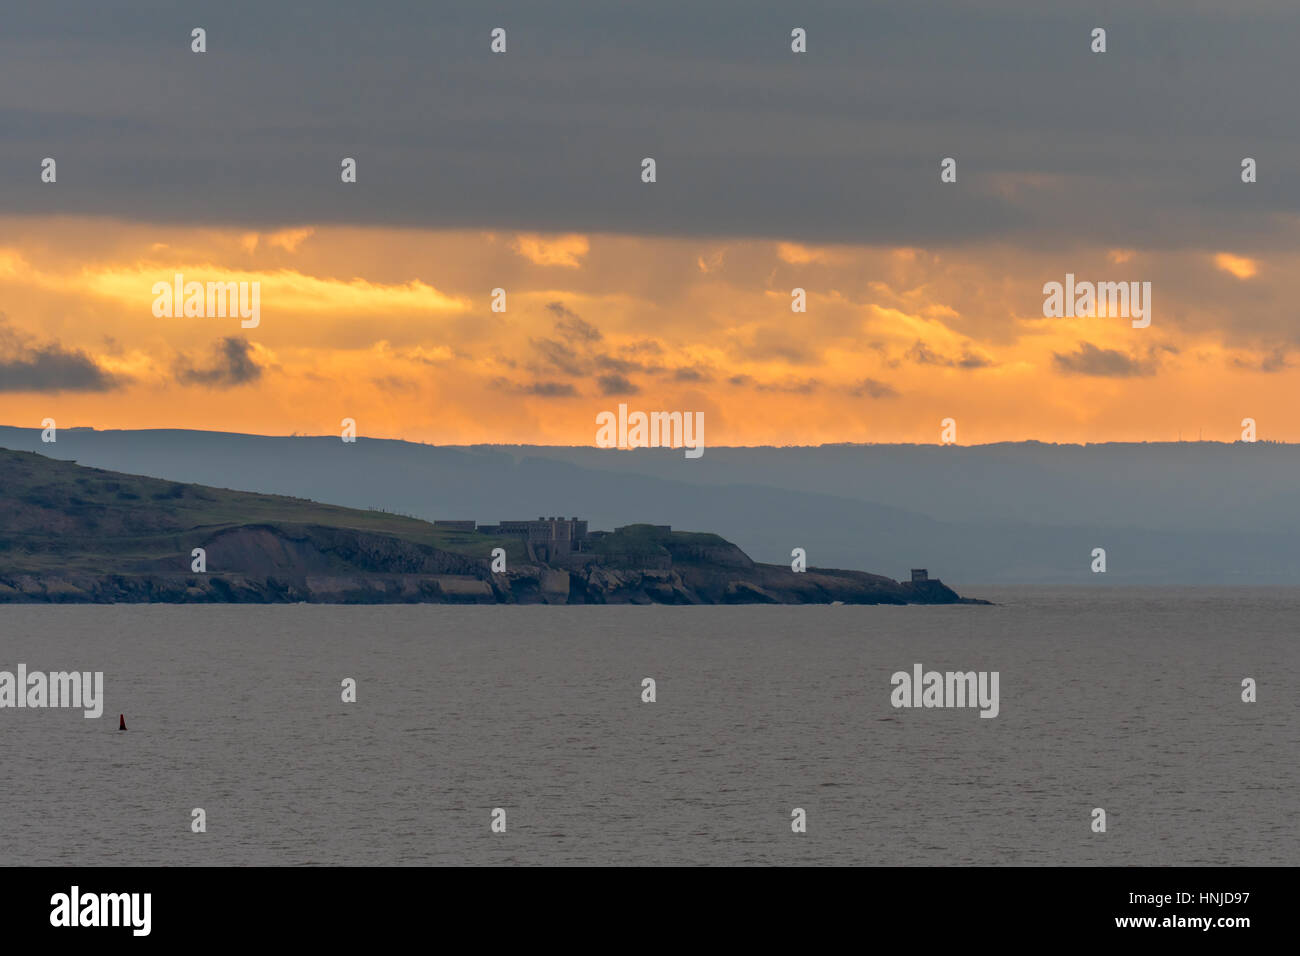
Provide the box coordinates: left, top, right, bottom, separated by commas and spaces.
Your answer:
440, 516, 590, 562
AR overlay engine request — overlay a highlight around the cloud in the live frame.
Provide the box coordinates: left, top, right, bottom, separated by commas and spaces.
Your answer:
905, 339, 994, 368
725, 373, 818, 393
1214, 253, 1259, 280
6, 0, 1300, 254
696, 248, 727, 273
528, 310, 662, 382
777, 242, 826, 265
266, 228, 315, 253
544, 300, 579, 321
527, 381, 578, 397
756, 378, 820, 394
396, 344, 456, 365
906, 341, 948, 365
1052, 343, 1156, 378
547, 302, 602, 342
239, 228, 315, 254
6, 218, 1300, 445
736, 327, 815, 364
1231, 346, 1289, 372
490, 378, 578, 397
372, 375, 416, 392
595, 354, 653, 374
624, 339, 663, 356
672, 366, 711, 382
511, 234, 590, 268
957, 350, 995, 369
529, 337, 585, 376
851, 378, 900, 399
0, 320, 120, 393
83, 264, 468, 315
0, 346, 119, 393
175, 337, 263, 387
597, 373, 639, 396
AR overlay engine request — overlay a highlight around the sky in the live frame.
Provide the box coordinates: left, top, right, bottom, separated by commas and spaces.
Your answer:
2, 0, 1299, 445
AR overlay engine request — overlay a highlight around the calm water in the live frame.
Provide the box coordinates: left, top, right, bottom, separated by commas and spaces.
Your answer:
1, 588, 1295, 866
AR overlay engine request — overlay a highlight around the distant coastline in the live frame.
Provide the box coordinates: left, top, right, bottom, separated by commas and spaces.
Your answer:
0, 448, 984, 606
4, 426, 1298, 587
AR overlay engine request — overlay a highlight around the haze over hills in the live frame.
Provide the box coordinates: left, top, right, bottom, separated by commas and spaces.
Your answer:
1, 425, 1297, 586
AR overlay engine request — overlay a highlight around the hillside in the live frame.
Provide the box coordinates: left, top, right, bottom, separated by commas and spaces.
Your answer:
0, 449, 979, 605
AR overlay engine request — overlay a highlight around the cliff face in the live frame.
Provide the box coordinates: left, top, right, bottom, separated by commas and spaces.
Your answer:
563, 562, 969, 606
0, 561, 974, 605
0, 524, 980, 605
0, 449, 984, 605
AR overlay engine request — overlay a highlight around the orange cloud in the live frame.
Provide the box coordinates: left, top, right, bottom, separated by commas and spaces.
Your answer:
1, 218, 1298, 446
1213, 252, 1259, 279
510, 233, 590, 268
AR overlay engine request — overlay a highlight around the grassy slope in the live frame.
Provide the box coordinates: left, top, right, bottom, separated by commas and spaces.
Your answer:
0, 448, 527, 574
587, 523, 729, 555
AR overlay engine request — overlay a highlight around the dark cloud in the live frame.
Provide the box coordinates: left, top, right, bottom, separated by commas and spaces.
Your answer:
905, 340, 994, 369
0, 320, 120, 393
1231, 346, 1289, 372
957, 351, 995, 369
8, 2, 1291, 249
597, 373, 639, 395
530, 313, 661, 383
905, 341, 948, 366
851, 378, 899, 399
672, 366, 711, 382
528, 337, 585, 376
547, 302, 602, 343
175, 337, 262, 387
725, 372, 819, 393
405, 348, 468, 366
756, 378, 820, 393
523, 381, 578, 397
372, 375, 416, 391
490, 377, 578, 397
1052, 343, 1156, 378
596, 354, 657, 375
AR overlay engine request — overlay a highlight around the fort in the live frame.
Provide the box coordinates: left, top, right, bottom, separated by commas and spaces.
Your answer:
438, 516, 594, 562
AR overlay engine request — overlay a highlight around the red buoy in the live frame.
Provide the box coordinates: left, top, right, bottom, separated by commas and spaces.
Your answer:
119, 714, 127, 731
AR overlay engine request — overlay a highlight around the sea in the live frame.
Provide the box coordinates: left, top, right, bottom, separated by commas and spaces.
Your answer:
1, 587, 1295, 866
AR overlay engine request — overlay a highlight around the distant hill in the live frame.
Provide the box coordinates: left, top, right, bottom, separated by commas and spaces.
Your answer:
0, 448, 977, 605
1, 426, 1297, 585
